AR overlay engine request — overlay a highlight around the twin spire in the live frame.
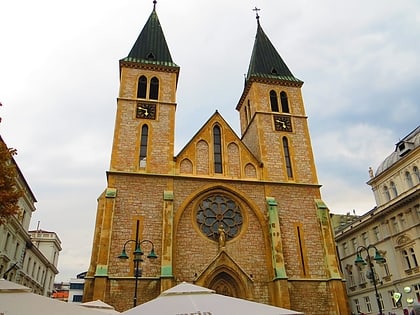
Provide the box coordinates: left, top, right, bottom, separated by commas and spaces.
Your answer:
123, 2, 300, 83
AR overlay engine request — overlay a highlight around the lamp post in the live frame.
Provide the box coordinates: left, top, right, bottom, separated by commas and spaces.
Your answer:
354, 245, 386, 315
118, 221, 157, 308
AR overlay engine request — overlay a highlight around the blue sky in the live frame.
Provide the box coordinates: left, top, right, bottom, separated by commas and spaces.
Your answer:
1, 0, 419, 282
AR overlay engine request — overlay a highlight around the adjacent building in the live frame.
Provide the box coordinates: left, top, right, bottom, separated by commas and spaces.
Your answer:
335, 126, 420, 315
84, 3, 348, 314
0, 136, 61, 296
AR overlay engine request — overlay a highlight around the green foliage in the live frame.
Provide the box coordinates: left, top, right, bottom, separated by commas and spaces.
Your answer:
0, 138, 23, 224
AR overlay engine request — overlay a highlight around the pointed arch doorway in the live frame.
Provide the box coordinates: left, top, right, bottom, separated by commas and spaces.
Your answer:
208, 271, 241, 297
194, 252, 253, 300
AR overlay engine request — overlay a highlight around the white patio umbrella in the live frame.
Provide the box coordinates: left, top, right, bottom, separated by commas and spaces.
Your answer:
81, 299, 120, 314
0, 279, 106, 315
122, 282, 304, 315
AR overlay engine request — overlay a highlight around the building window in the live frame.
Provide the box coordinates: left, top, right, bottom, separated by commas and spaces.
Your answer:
414, 166, 420, 183
282, 137, 293, 178
358, 267, 366, 284
373, 226, 380, 241
342, 242, 348, 254
390, 217, 400, 233
414, 283, 420, 302
406, 171, 414, 188
213, 126, 223, 173
149, 77, 159, 100
364, 296, 372, 313
383, 186, 391, 201
379, 293, 384, 311
70, 283, 84, 290
390, 181, 398, 197
389, 290, 397, 307
402, 248, 418, 270
270, 90, 279, 112
280, 91, 290, 113
139, 125, 148, 168
354, 299, 361, 313
415, 205, 420, 221
361, 232, 369, 246
244, 107, 248, 125
72, 295, 83, 302
137, 75, 147, 98
411, 248, 419, 267
383, 262, 391, 276
351, 237, 358, 252
196, 194, 243, 241
13, 242, 20, 259
398, 213, 406, 228
3, 232, 11, 252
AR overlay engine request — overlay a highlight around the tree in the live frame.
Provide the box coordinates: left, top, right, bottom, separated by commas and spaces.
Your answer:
0, 138, 23, 224
0, 100, 23, 224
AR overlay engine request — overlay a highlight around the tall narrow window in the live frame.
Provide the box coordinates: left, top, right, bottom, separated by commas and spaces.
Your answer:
403, 249, 412, 269
282, 137, 293, 178
390, 181, 398, 197
410, 248, 419, 267
406, 171, 414, 188
414, 166, 420, 182
213, 126, 223, 173
354, 299, 361, 314
280, 91, 290, 113
137, 75, 147, 98
244, 107, 249, 125
149, 77, 159, 100
296, 225, 307, 276
270, 90, 279, 112
364, 296, 372, 313
139, 125, 149, 168
383, 186, 391, 201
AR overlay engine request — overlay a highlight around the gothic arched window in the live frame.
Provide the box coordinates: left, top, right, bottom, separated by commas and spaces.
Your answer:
390, 181, 398, 197
383, 186, 391, 201
137, 75, 147, 99
280, 91, 290, 113
270, 90, 279, 112
139, 125, 148, 168
149, 77, 159, 100
213, 126, 223, 173
414, 166, 420, 183
406, 171, 414, 188
283, 137, 293, 178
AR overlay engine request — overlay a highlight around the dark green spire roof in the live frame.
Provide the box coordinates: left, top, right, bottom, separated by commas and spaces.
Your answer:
121, 6, 178, 68
246, 20, 301, 83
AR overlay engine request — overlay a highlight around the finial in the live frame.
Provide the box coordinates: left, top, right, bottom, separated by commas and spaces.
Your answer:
253, 7, 261, 24
153, 0, 157, 10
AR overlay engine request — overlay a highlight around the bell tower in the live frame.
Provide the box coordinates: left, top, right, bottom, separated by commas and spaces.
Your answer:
236, 13, 318, 184
110, 1, 179, 174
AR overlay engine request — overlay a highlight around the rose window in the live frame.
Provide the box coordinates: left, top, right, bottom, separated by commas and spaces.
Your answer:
196, 194, 243, 241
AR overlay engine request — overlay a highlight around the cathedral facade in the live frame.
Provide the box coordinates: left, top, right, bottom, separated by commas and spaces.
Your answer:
84, 3, 349, 314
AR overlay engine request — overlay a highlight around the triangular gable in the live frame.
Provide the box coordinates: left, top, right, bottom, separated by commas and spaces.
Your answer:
175, 111, 262, 179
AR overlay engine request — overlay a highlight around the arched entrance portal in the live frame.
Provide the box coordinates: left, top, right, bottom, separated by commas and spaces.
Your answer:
208, 271, 240, 297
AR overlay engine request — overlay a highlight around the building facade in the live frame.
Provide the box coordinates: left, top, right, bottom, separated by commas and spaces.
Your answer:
84, 3, 349, 314
335, 126, 420, 315
0, 136, 61, 296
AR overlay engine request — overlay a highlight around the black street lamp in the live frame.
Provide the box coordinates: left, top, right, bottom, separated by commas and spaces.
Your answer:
354, 245, 386, 315
118, 221, 157, 307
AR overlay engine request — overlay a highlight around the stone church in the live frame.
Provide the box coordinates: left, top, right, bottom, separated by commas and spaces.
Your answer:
84, 2, 349, 314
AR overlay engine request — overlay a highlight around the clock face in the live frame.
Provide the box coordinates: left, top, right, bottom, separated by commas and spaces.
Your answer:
274, 115, 292, 132
136, 102, 156, 119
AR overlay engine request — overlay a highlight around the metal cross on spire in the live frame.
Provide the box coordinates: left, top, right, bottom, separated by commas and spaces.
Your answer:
253, 7, 261, 23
